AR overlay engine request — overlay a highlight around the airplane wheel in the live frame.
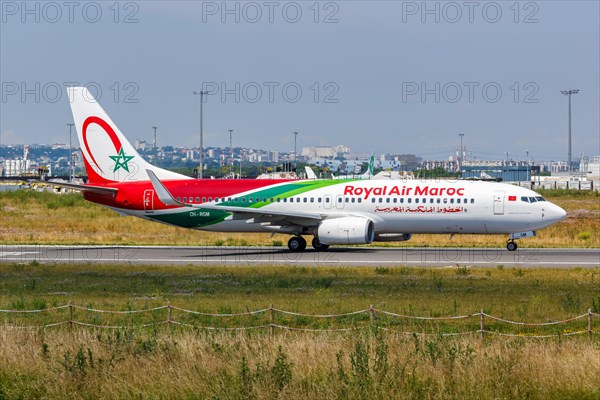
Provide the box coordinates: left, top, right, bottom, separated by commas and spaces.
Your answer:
506, 242, 518, 251
311, 237, 330, 251
288, 236, 307, 252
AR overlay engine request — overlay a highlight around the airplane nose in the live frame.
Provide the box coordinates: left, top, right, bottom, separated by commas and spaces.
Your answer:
548, 203, 567, 222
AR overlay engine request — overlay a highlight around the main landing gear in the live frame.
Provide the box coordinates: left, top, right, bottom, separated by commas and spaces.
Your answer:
287, 236, 330, 252
287, 236, 306, 252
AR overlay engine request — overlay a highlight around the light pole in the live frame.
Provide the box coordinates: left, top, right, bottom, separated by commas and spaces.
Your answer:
228, 129, 234, 176
67, 123, 74, 181
293, 131, 298, 169
458, 133, 464, 169
152, 126, 158, 158
192, 90, 205, 179
561, 89, 579, 174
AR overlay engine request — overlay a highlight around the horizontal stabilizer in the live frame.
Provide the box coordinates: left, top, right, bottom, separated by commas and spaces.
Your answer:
36, 181, 118, 195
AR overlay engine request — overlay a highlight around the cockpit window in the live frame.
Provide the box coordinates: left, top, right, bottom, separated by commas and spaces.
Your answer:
535, 196, 546, 202
529, 197, 537, 203
521, 196, 529, 203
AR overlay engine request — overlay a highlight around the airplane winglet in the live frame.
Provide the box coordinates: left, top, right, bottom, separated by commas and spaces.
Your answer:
146, 169, 183, 207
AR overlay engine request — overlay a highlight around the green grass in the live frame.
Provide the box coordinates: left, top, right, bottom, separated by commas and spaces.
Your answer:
1, 263, 599, 334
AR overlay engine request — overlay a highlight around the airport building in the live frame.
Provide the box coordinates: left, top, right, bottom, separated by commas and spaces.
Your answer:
460, 161, 532, 182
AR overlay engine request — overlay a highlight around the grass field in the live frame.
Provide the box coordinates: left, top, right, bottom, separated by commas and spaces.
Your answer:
0, 263, 599, 399
0, 188, 598, 248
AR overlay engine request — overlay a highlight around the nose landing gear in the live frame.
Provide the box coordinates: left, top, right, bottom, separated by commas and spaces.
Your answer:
506, 231, 536, 251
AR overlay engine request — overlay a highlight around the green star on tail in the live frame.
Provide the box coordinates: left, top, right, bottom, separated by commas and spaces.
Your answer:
109, 148, 135, 173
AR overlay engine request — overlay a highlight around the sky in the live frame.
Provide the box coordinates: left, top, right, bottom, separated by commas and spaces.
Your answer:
1, 0, 599, 161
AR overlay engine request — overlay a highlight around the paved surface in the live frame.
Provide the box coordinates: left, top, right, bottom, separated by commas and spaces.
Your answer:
1, 245, 599, 267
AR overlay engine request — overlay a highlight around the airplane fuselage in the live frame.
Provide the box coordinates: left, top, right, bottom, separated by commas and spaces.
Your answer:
85, 178, 566, 236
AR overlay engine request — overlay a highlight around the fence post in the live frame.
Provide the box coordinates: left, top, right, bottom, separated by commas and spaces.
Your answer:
68, 301, 73, 330
589, 308, 593, 341
369, 304, 375, 326
269, 304, 274, 340
480, 309, 485, 340
167, 302, 172, 328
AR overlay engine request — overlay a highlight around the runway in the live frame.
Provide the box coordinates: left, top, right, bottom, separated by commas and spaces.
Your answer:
1, 245, 598, 267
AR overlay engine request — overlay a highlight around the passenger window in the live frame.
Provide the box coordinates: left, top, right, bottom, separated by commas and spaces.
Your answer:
182, 197, 187, 202
325, 197, 329, 203
195, 197, 200, 203
371, 198, 376, 203
351, 198, 356, 203
470, 199, 474, 204
241, 198, 245, 203
345, 197, 349, 203
393, 198, 397, 203
208, 197, 212, 202
270, 198, 274, 202
437, 198, 441, 204
379, 198, 383, 203
283, 198, 287, 203
176, 197, 181, 202
443, 198, 448, 204
450, 199, 454, 204
277, 198, 281, 202
310, 198, 314, 203
464, 199, 468, 204
408, 198, 412, 203
338, 197, 342, 203
304, 198, 307, 203
202, 197, 206, 202
358, 198, 362, 203
386, 198, 390, 203
415, 198, 419, 203
400, 198, 404, 203
318, 198, 322, 202
430, 198, 434, 204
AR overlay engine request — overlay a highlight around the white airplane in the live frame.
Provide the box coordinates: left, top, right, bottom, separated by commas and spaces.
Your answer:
63, 86, 567, 252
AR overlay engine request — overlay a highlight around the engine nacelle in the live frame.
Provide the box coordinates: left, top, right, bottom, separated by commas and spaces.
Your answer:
374, 233, 412, 242
317, 217, 375, 245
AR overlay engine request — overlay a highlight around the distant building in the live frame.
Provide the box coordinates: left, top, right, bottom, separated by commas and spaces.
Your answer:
302, 145, 351, 158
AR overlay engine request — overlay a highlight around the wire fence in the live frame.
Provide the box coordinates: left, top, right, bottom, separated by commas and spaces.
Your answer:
0, 303, 598, 340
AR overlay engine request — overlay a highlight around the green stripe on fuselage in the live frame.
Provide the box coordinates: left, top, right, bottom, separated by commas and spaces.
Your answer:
150, 208, 230, 229
218, 179, 351, 209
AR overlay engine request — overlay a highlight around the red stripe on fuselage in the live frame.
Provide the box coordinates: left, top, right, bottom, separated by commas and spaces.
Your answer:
83, 179, 294, 210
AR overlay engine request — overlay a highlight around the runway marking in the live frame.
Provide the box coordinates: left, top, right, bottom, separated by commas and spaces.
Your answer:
1, 257, 597, 266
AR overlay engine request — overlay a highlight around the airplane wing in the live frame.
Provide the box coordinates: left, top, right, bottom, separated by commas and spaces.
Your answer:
35, 181, 118, 195
146, 170, 324, 222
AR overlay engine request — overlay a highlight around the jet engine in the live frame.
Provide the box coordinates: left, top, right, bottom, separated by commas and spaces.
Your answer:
317, 217, 375, 245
